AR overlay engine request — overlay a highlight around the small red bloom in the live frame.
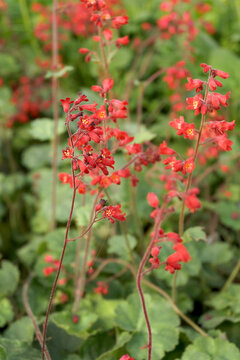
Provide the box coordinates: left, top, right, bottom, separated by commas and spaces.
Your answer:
120, 355, 135, 360
183, 123, 196, 139
62, 147, 74, 160
94, 281, 108, 295
112, 15, 129, 29
185, 77, 204, 92
60, 97, 73, 113
147, 192, 159, 208
78, 48, 89, 54
103, 204, 126, 223
159, 141, 175, 155
116, 36, 129, 47
182, 157, 195, 174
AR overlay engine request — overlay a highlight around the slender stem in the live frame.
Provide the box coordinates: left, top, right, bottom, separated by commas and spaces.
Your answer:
18, 0, 40, 55
173, 75, 211, 303
98, 27, 109, 77
50, 0, 59, 231
178, 76, 211, 238
72, 192, 99, 313
22, 276, 51, 360
137, 69, 164, 130
42, 123, 76, 360
222, 261, 240, 292
94, 258, 208, 337
136, 208, 164, 360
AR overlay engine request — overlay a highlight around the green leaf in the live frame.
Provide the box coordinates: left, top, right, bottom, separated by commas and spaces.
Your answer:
0, 345, 7, 360
29, 118, 66, 141
216, 201, 240, 231
4, 317, 34, 344
0, 298, 14, 328
206, 284, 240, 315
22, 145, 52, 170
115, 293, 180, 359
75, 203, 93, 227
134, 126, 156, 143
183, 227, 207, 243
107, 234, 137, 259
91, 297, 121, 331
0, 54, 20, 77
0, 261, 19, 297
97, 332, 133, 360
181, 336, 240, 360
45, 65, 74, 79
0, 338, 41, 360
199, 309, 240, 330
200, 243, 233, 265
51, 310, 97, 338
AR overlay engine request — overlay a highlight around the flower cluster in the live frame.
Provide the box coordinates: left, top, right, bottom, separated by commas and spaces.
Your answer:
147, 193, 191, 274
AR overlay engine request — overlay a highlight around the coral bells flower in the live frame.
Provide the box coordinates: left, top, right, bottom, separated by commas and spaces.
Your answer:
62, 147, 74, 160
116, 36, 129, 47
165, 243, 191, 274
112, 15, 129, 29
182, 157, 195, 174
120, 355, 135, 360
60, 97, 73, 113
183, 123, 196, 139
103, 204, 126, 223
159, 141, 175, 155
92, 78, 114, 97
185, 77, 205, 92
186, 93, 207, 115
94, 281, 108, 295
184, 188, 201, 213
147, 192, 159, 208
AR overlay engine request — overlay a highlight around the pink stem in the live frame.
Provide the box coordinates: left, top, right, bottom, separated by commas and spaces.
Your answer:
136, 208, 164, 360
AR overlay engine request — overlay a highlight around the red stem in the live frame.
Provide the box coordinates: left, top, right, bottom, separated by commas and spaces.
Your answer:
136, 208, 164, 360
42, 122, 76, 359
50, 0, 59, 231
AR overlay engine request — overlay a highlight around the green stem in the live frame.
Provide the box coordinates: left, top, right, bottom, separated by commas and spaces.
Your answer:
222, 261, 240, 292
18, 0, 40, 56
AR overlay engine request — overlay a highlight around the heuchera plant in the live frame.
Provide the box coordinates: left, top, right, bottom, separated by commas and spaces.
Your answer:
38, 0, 233, 360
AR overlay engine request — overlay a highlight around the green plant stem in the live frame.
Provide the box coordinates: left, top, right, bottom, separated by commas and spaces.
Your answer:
72, 192, 100, 313
50, 0, 59, 231
18, 0, 40, 56
222, 261, 240, 292
23, 276, 51, 360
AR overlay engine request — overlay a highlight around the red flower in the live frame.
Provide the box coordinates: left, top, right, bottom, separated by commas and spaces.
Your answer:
103, 28, 112, 41
43, 267, 56, 277
92, 79, 114, 97
147, 192, 159, 208
182, 157, 195, 174
60, 97, 73, 113
78, 48, 89, 54
185, 77, 204, 92
183, 123, 196, 139
186, 93, 207, 116
159, 141, 175, 155
103, 204, 126, 223
94, 281, 108, 295
184, 188, 201, 213
58, 172, 73, 187
151, 246, 160, 257
165, 243, 191, 274
120, 355, 135, 360
116, 36, 129, 47
112, 15, 129, 29
62, 147, 74, 160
